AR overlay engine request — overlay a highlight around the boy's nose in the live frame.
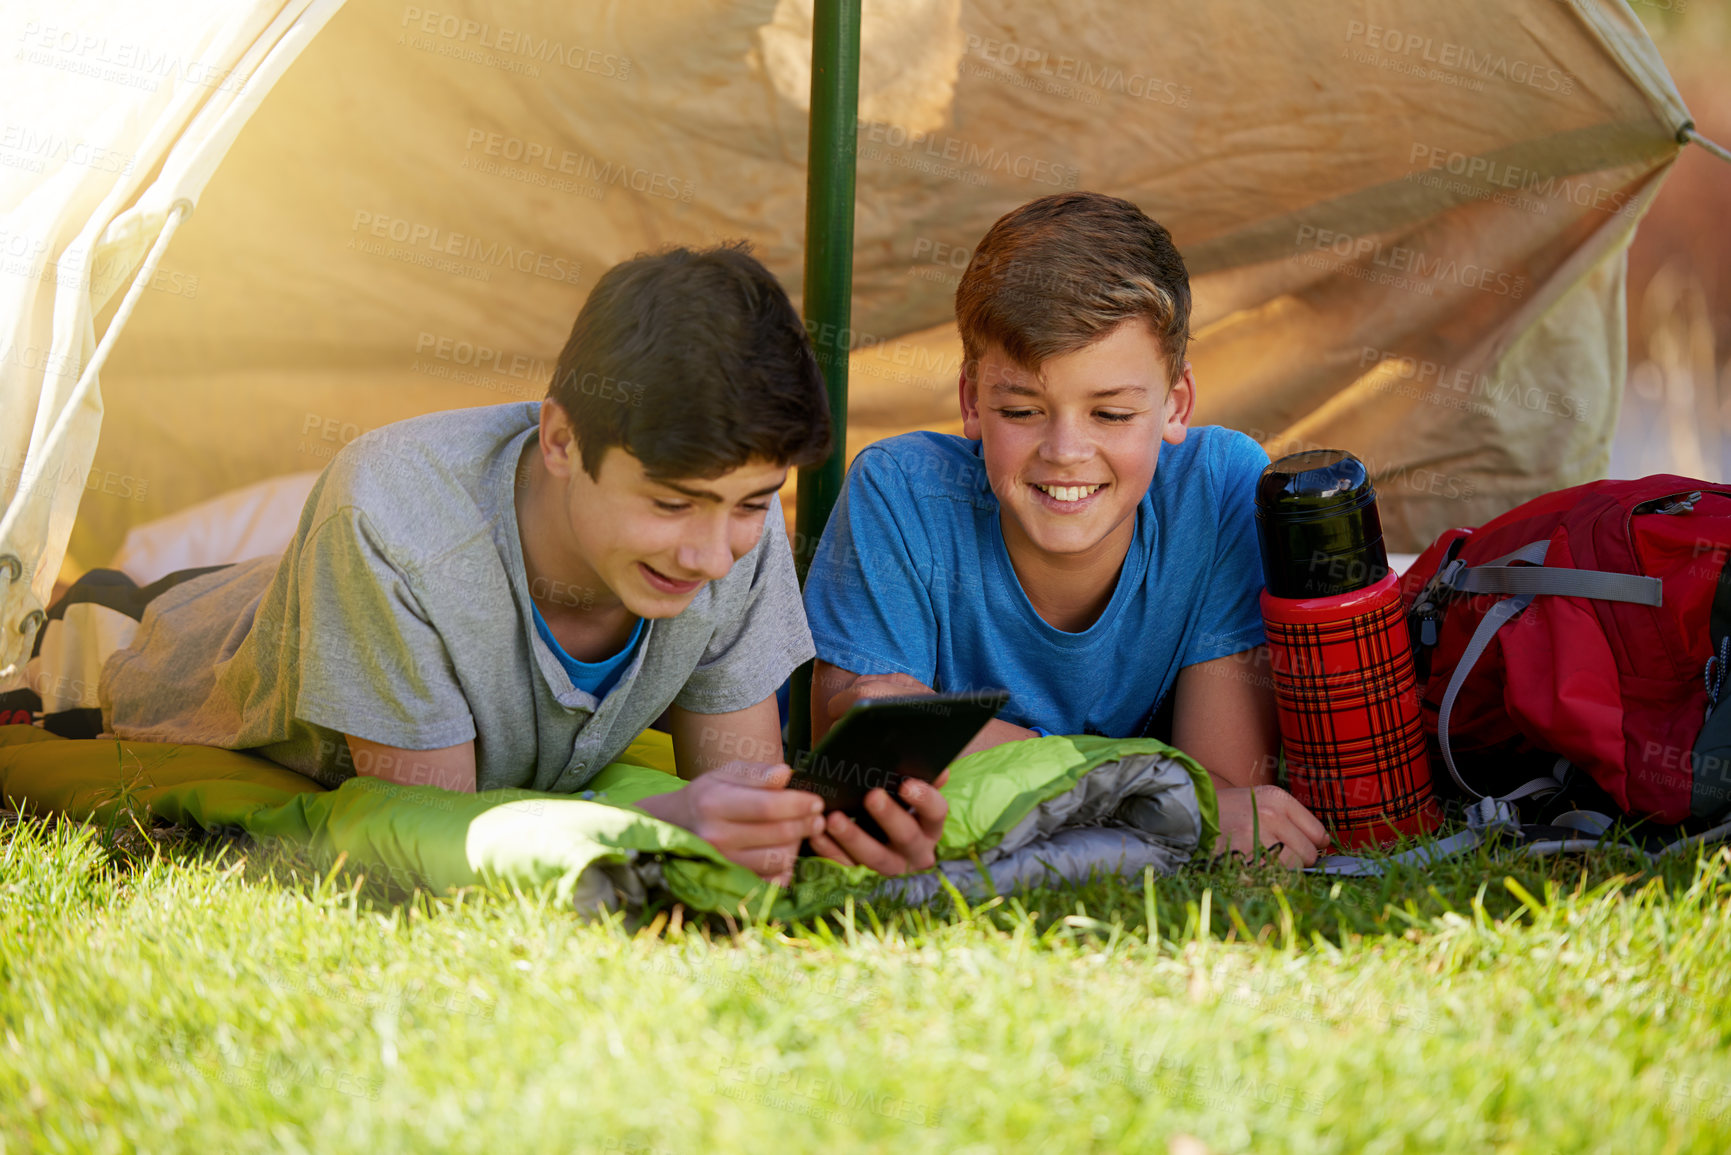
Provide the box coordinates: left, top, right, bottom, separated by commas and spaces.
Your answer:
1040, 417, 1094, 463
675, 521, 735, 582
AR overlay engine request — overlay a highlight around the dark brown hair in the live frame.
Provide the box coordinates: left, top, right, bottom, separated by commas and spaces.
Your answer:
550, 243, 832, 479
955, 192, 1191, 384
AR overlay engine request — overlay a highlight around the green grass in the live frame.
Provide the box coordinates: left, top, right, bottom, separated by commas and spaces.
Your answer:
3, 812, 1729, 1155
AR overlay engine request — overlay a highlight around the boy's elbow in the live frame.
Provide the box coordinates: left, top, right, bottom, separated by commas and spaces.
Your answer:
344, 733, 478, 793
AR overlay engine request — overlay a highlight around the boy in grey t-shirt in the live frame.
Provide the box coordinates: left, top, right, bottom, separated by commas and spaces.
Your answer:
99, 245, 950, 883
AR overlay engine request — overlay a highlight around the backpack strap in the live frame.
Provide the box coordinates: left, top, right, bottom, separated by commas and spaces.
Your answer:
1308, 799, 1720, 876
1499, 764, 1573, 803
1308, 796, 1522, 876
1548, 809, 1615, 836
1662, 816, 1731, 857
1433, 539, 1665, 799
1309, 793, 1731, 878
1443, 545, 1663, 607
1436, 587, 1539, 797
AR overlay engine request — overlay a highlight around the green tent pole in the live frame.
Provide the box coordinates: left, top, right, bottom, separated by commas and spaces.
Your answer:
788, 0, 861, 759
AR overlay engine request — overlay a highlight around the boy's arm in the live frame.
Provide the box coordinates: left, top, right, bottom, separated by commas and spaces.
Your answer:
666, 696, 785, 778
1169, 647, 1280, 786
1169, 647, 1328, 867
344, 734, 477, 792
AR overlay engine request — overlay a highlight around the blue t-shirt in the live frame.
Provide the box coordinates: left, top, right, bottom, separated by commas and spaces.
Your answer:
530, 606, 646, 700
802, 428, 1269, 738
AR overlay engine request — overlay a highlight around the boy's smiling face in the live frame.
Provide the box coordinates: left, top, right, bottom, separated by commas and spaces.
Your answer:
567, 450, 787, 619
960, 318, 1194, 569
521, 400, 787, 623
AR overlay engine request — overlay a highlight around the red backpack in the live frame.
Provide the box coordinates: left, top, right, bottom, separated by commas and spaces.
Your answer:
1399, 476, 1731, 827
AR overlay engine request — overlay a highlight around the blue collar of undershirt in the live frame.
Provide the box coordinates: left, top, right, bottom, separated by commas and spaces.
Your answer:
530, 604, 646, 698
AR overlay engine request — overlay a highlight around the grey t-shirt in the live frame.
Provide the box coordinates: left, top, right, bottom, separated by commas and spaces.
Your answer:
99, 402, 815, 791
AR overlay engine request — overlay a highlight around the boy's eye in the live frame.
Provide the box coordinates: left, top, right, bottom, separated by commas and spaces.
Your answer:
652, 499, 691, 513
996, 408, 1038, 420
1096, 411, 1137, 423
739, 502, 773, 514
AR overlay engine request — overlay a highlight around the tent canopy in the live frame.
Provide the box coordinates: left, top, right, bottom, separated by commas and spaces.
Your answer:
0, 0, 1697, 673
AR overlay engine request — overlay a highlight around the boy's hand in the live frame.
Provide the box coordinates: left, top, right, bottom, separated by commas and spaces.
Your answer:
807, 770, 950, 876
816, 670, 955, 873
1213, 784, 1329, 868
826, 671, 936, 718
636, 761, 826, 885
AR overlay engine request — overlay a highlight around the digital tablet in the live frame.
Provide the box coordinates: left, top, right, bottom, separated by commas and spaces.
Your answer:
790, 689, 1010, 846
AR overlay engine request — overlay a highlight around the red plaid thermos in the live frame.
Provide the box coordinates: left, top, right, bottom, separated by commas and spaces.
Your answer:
1254, 451, 1442, 849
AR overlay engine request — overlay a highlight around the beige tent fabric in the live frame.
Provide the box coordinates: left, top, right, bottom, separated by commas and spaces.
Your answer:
0, 0, 1696, 673
0, 0, 344, 673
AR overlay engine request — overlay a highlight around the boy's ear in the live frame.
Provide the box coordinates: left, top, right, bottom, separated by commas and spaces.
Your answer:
539, 397, 580, 479
1162, 361, 1197, 446
958, 366, 983, 440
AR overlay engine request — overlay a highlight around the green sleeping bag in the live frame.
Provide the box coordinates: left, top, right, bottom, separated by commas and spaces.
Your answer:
0, 725, 1214, 919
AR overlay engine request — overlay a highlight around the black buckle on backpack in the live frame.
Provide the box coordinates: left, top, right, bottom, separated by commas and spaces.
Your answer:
1407, 540, 1468, 662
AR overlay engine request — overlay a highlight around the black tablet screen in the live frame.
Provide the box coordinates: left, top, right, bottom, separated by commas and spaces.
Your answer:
789, 690, 1009, 844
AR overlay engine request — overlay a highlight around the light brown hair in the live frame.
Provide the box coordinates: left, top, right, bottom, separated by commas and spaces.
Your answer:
955, 192, 1191, 385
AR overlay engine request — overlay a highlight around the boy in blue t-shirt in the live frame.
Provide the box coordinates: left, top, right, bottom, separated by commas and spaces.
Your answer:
802, 192, 1328, 867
